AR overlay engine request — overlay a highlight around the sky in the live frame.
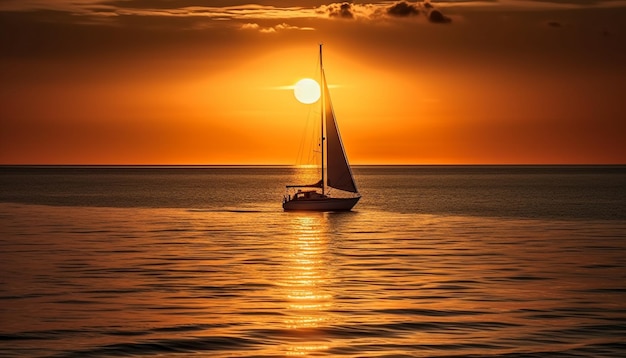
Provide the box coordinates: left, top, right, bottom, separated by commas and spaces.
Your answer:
1, 0, 625, 165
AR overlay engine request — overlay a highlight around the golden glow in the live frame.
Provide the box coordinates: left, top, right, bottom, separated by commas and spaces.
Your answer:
2, 4, 625, 165
285, 344, 330, 356
278, 214, 334, 355
294, 78, 321, 104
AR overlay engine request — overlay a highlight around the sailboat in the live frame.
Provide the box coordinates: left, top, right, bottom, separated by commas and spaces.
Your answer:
283, 45, 361, 211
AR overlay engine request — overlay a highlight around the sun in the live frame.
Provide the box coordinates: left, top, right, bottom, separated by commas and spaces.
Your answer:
294, 78, 321, 104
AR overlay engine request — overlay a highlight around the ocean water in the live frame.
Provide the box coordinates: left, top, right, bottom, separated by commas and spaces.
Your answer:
1, 166, 625, 357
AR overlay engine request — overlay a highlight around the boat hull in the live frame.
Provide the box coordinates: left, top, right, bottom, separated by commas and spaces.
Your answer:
283, 196, 360, 212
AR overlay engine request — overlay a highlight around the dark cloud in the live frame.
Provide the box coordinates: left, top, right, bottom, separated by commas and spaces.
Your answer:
316, 1, 452, 24
387, 1, 420, 17
327, 2, 355, 19
386, 1, 452, 24
428, 9, 451, 24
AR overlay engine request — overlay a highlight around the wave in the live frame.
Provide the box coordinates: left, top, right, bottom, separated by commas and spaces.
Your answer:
48, 335, 259, 358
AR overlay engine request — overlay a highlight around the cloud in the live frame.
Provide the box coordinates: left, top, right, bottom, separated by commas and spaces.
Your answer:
3, 0, 626, 24
240, 22, 260, 30
385, 1, 452, 23
240, 22, 315, 33
326, 2, 355, 19
427, 9, 451, 24
387, 1, 420, 17
275, 22, 314, 31
316, 2, 382, 19
0, 2, 320, 22
315, 1, 452, 23
0, 0, 457, 28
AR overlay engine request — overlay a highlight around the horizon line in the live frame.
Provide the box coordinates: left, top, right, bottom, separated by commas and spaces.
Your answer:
1, 164, 625, 168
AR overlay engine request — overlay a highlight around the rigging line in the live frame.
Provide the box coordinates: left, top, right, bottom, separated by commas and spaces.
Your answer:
294, 102, 316, 166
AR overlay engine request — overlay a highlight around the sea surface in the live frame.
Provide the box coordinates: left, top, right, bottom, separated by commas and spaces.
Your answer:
1, 166, 625, 357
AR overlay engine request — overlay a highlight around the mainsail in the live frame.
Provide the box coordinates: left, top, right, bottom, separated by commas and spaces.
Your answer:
323, 71, 358, 193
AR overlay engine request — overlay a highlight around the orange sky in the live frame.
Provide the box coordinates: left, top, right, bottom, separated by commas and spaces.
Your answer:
1, 1, 625, 164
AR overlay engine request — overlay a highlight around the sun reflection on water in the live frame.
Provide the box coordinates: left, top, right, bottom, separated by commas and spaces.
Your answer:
279, 214, 334, 355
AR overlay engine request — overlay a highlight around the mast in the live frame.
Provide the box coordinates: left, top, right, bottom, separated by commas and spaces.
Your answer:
320, 44, 325, 196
